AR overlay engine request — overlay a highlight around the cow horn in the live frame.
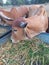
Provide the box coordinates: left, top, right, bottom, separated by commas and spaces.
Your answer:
19, 22, 27, 28
0, 12, 14, 21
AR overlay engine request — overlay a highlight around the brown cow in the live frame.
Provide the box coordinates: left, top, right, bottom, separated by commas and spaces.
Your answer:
11, 5, 48, 43
0, 6, 29, 26
23, 5, 48, 38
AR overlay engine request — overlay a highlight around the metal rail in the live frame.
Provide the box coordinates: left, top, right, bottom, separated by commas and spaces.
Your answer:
36, 32, 49, 44
0, 25, 12, 45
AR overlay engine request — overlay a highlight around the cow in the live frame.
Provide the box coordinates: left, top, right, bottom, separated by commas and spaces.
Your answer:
11, 5, 48, 43
0, 6, 29, 26
23, 5, 48, 38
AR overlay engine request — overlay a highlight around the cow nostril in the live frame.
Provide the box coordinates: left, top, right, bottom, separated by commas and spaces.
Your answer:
19, 22, 27, 28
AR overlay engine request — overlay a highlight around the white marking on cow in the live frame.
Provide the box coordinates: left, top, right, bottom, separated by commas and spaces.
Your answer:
11, 36, 19, 43
11, 36, 16, 43
14, 31, 17, 34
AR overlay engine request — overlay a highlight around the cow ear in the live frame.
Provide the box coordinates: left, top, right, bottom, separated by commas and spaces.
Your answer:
0, 12, 14, 21
19, 22, 27, 28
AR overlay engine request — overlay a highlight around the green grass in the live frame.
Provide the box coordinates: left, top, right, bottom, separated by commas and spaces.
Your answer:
0, 37, 49, 65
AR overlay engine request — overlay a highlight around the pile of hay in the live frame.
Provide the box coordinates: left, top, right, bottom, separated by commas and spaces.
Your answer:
0, 37, 49, 65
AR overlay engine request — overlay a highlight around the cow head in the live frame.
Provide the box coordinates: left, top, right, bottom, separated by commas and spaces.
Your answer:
11, 17, 28, 43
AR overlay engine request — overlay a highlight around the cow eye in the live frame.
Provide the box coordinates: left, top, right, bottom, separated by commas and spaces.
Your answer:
13, 30, 17, 31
